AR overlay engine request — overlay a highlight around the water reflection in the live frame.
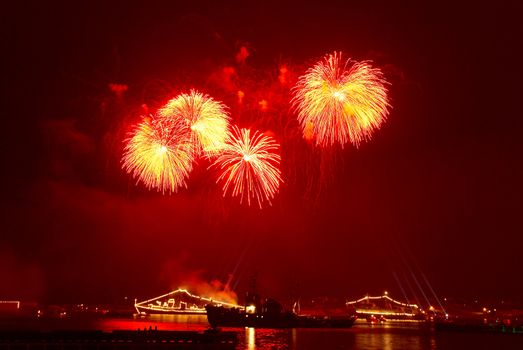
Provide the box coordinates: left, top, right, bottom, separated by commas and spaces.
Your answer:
236, 323, 437, 350
430, 334, 437, 350
4, 316, 519, 350
96, 314, 208, 331
291, 328, 297, 350
246, 327, 255, 350
238, 328, 295, 350
92, 319, 511, 350
354, 331, 418, 350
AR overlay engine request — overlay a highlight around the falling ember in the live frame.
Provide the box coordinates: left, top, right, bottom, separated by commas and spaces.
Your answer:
237, 90, 245, 104
108, 83, 128, 97
159, 90, 230, 157
258, 99, 268, 111
303, 121, 315, 142
122, 116, 193, 193
235, 46, 250, 64
291, 52, 390, 147
278, 66, 289, 85
212, 126, 282, 208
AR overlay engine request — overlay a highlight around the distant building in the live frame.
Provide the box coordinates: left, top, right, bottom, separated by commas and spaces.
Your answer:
0, 301, 20, 314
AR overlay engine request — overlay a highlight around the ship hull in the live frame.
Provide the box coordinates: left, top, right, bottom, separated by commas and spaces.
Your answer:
135, 305, 206, 315
206, 306, 356, 329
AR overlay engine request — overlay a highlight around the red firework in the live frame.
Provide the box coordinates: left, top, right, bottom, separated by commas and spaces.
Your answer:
122, 115, 194, 193
212, 126, 282, 208
292, 52, 390, 147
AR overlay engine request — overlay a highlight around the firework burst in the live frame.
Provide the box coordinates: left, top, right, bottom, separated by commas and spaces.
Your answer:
159, 90, 230, 157
292, 52, 390, 147
212, 126, 282, 208
122, 116, 194, 193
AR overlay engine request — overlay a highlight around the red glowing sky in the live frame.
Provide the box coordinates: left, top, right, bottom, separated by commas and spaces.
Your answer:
3, 1, 522, 304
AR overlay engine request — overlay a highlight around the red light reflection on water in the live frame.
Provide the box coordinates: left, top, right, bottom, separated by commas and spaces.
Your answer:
95, 315, 209, 331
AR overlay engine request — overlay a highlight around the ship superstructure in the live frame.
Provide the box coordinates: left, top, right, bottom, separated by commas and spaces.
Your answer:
134, 288, 242, 315
346, 292, 424, 321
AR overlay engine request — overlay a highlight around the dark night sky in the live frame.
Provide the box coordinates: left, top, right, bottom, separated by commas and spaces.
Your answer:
3, 1, 522, 305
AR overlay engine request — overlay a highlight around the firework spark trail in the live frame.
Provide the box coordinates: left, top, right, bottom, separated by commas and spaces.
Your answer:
212, 126, 282, 208
122, 116, 194, 193
292, 52, 390, 147
159, 90, 230, 158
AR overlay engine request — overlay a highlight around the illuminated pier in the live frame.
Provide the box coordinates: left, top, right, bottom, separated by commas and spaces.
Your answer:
0, 330, 237, 348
